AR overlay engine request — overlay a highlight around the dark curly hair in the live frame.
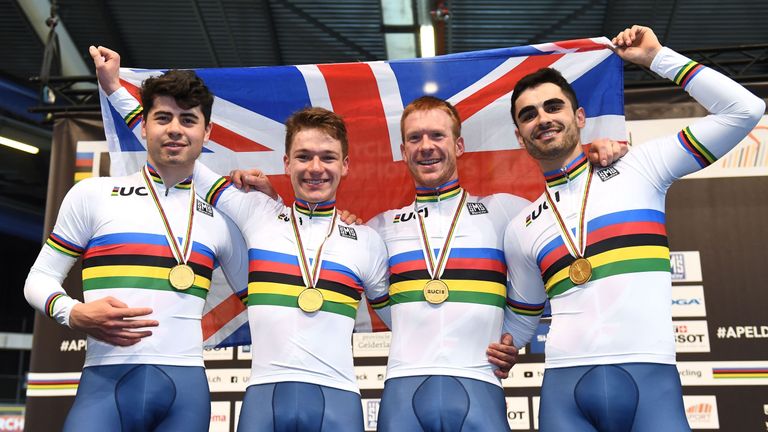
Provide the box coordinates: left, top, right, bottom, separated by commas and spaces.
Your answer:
140, 69, 214, 125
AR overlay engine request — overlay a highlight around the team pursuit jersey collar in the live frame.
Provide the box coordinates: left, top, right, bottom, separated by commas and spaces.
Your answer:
543, 152, 589, 188
294, 197, 336, 218
415, 179, 463, 203
145, 163, 193, 191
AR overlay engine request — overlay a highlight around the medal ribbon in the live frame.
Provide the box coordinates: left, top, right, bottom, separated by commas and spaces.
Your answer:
141, 166, 195, 265
290, 204, 338, 289
416, 189, 468, 281
543, 163, 594, 259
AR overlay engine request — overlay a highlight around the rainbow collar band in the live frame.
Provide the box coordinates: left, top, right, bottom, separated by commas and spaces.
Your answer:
415, 179, 462, 203
146, 163, 192, 189
294, 198, 335, 217
544, 153, 588, 187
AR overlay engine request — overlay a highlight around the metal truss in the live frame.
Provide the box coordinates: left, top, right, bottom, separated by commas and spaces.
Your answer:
624, 44, 768, 88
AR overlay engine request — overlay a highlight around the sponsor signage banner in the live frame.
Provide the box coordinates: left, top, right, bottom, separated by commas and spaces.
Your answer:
505, 397, 531, 430
671, 285, 707, 318
361, 398, 381, 431
675, 320, 711, 353
670, 251, 703, 282
209, 401, 231, 432
683, 395, 720, 429
352, 332, 391, 358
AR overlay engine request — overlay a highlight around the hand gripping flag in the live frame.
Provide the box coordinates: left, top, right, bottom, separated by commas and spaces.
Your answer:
100, 37, 625, 346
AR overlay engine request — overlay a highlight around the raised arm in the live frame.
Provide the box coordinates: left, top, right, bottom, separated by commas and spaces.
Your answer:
613, 26, 765, 188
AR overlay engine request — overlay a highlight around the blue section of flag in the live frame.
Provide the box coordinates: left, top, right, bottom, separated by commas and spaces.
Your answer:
215, 322, 252, 348
390, 57, 509, 106
571, 55, 624, 117
196, 66, 312, 124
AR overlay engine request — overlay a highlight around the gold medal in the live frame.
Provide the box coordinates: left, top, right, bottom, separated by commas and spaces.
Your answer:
415, 190, 467, 305
142, 166, 198, 292
569, 257, 592, 285
423, 279, 449, 304
297, 288, 324, 313
169, 264, 196, 290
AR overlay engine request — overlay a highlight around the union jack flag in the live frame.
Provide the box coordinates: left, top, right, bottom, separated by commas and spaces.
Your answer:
101, 37, 626, 346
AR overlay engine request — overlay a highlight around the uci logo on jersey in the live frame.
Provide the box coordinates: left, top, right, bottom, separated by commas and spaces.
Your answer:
111, 186, 148, 197
525, 191, 560, 227
393, 207, 429, 223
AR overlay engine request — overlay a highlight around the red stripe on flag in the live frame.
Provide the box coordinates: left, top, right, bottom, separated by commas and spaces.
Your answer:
554, 38, 610, 52
318, 63, 414, 221
209, 124, 271, 152
202, 294, 246, 340
120, 79, 141, 101
366, 301, 390, 332
454, 54, 564, 122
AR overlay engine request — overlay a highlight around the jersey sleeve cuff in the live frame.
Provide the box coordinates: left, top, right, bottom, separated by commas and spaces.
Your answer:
47, 293, 81, 327
107, 87, 143, 128
650, 47, 700, 87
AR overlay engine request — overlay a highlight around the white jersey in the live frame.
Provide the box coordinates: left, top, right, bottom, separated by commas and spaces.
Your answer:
195, 162, 390, 394
368, 181, 529, 387
504, 47, 765, 369
24, 166, 249, 367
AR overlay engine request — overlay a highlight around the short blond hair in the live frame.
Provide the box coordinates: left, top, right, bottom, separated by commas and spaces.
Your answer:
400, 96, 461, 141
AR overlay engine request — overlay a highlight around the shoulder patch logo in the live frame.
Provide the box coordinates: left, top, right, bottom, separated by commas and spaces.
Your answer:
278, 213, 290, 222
338, 226, 357, 240
196, 199, 214, 217
466, 202, 488, 215
597, 166, 620, 182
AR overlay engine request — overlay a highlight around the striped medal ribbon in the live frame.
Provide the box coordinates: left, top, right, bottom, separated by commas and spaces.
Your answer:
543, 163, 595, 285
141, 166, 196, 291
416, 189, 468, 304
290, 204, 338, 313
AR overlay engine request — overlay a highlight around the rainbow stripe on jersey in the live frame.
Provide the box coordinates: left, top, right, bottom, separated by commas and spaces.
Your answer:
537, 209, 669, 297
204, 176, 233, 206
81, 232, 217, 299
389, 247, 507, 307
246, 249, 370, 319
46, 232, 85, 257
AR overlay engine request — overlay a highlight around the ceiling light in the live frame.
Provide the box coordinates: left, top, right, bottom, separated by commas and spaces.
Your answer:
423, 81, 438, 94
0, 136, 40, 154
419, 25, 435, 58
